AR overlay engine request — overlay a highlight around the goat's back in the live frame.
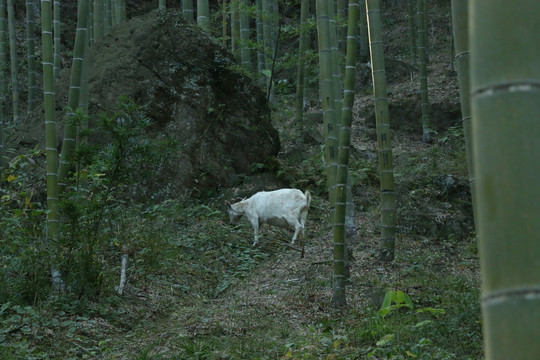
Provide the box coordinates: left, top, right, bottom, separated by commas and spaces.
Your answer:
249, 189, 309, 219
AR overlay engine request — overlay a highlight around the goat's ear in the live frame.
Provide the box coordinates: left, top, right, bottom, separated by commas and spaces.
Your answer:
225, 200, 232, 209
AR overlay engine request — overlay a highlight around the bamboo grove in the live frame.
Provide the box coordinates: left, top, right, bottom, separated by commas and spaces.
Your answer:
0, 0, 438, 308
1, 3, 538, 353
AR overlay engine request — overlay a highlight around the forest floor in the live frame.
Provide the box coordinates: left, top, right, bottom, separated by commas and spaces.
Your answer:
95, 77, 482, 358
97, 45, 482, 358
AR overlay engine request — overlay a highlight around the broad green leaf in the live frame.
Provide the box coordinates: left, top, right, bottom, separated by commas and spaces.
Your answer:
381, 290, 394, 308
376, 333, 395, 346
395, 290, 414, 309
414, 320, 433, 328
417, 307, 446, 316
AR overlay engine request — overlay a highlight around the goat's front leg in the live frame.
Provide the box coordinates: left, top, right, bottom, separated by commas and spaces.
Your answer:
250, 218, 260, 246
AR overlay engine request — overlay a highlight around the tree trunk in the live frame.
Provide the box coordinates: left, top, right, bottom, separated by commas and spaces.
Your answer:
41, 0, 61, 289
450, 0, 477, 231
57, 0, 90, 191
6, 0, 19, 122
53, 0, 61, 78
183, 0, 194, 21
197, 0, 210, 30
239, 0, 251, 69
261, 0, 276, 93
328, 1, 342, 125
336, 0, 346, 60
26, 0, 37, 114
294, 0, 309, 148
0, 0, 6, 100
0, 0, 6, 169
417, 0, 431, 143
332, 0, 360, 308
93, 0, 103, 41
316, 0, 338, 206
471, 1, 540, 358
104, 0, 112, 34
230, 0, 240, 61
365, 0, 396, 262
255, 0, 265, 74
407, 0, 416, 67
358, 0, 369, 62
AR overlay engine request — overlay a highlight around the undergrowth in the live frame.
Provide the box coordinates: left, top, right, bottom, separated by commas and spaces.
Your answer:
0, 100, 269, 359
0, 100, 482, 359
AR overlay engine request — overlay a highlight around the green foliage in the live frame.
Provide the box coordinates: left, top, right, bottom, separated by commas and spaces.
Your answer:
278, 287, 473, 360
377, 289, 414, 317
54, 98, 154, 297
277, 149, 327, 195
1, 148, 51, 305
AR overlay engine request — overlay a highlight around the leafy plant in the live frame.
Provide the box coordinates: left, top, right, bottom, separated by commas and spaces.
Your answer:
378, 289, 414, 318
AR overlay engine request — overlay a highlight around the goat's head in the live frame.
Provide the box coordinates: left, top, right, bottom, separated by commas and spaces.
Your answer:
225, 200, 243, 224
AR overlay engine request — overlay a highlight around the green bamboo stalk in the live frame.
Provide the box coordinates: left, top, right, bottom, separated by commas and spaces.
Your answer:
471, 1, 540, 358
230, 0, 240, 61
0, 0, 6, 169
358, 0, 368, 62
255, 0, 265, 73
197, 0, 210, 30
6, 0, 19, 122
94, 0, 103, 41
120, 0, 127, 23
159, 0, 166, 9
79, 19, 90, 116
183, 0, 194, 21
336, 0, 345, 57
417, 0, 431, 143
328, 0, 342, 135
0, 103, 3, 169
26, 0, 37, 114
104, 0, 112, 34
271, 0, 278, 49
239, 0, 251, 69
294, 0, 309, 147
407, 0, 416, 67
110, 0, 117, 25
450, 0, 477, 231
332, 0, 360, 307
366, 0, 396, 261
262, 0, 277, 74
57, 0, 90, 191
316, 0, 337, 206
53, 0, 61, 78
41, 0, 60, 262
221, 0, 227, 46
88, 0, 94, 44
0, 0, 6, 101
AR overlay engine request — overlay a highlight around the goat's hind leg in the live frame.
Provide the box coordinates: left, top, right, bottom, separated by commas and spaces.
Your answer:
290, 220, 304, 245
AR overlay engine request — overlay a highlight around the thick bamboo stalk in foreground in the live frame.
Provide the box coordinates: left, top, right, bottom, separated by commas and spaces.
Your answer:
471, 1, 540, 358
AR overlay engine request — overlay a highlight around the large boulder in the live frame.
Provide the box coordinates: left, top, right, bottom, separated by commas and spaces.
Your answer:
56, 9, 280, 197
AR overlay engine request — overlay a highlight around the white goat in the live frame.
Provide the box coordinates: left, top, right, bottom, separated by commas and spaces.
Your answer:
226, 188, 311, 246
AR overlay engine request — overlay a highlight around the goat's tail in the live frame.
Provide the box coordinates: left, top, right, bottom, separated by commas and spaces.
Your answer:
304, 190, 312, 208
